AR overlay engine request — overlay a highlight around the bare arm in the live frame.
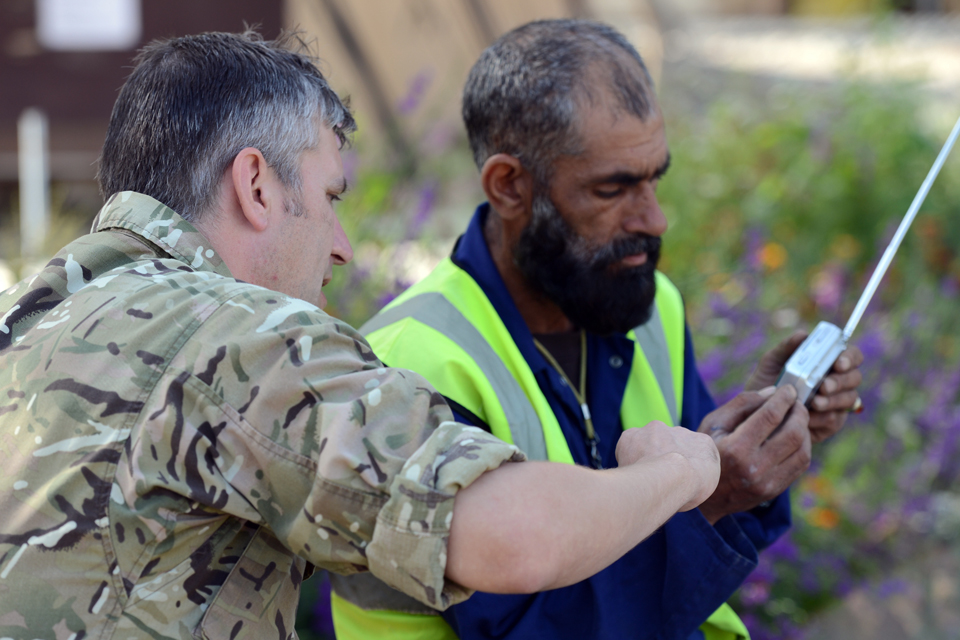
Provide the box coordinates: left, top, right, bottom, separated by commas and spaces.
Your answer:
445, 422, 720, 593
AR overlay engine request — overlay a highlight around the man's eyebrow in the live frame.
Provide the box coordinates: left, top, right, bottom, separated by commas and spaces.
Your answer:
595, 153, 672, 186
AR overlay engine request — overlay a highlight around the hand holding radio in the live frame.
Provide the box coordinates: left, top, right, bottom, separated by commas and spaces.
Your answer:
749, 331, 863, 443
696, 385, 810, 525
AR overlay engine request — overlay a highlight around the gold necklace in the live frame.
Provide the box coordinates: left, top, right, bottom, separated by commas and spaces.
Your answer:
533, 330, 603, 469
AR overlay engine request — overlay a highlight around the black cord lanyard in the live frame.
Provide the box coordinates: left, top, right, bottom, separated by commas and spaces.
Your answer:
533, 331, 604, 469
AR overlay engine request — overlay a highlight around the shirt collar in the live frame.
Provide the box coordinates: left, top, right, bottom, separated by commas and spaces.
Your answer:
92, 191, 233, 278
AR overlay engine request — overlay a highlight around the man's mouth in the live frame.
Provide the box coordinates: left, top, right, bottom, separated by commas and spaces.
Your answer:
620, 253, 648, 267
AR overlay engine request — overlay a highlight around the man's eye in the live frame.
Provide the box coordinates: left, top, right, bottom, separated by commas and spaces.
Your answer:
595, 188, 622, 199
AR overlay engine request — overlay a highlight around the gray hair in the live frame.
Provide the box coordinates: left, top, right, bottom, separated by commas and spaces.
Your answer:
98, 30, 356, 222
462, 19, 656, 183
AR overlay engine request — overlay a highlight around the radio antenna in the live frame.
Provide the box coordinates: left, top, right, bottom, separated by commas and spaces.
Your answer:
843, 114, 960, 341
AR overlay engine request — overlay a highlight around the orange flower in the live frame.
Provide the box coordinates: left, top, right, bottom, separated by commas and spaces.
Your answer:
808, 507, 840, 530
758, 242, 787, 271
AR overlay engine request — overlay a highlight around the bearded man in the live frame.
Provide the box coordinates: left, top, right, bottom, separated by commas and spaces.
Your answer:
329, 19, 864, 640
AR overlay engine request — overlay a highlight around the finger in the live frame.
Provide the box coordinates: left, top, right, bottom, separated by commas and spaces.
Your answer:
832, 345, 864, 373
698, 388, 774, 435
766, 330, 809, 358
809, 412, 847, 443
783, 330, 810, 353
761, 401, 810, 464
761, 332, 808, 372
745, 331, 808, 391
766, 430, 813, 495
817, 369, 863, 396
811, 389, 860, 413
730, 385, 800, 447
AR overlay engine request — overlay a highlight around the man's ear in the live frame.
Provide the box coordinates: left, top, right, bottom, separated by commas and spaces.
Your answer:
480, 154, 533, 222
231, 147, 284, 232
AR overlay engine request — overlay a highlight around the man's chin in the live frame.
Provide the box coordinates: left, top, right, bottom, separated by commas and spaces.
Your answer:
557, 280, 657, 335
570, 306, 655, 336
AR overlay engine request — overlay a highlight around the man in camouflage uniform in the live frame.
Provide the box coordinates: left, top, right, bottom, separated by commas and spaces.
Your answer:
0, 31, 722, 639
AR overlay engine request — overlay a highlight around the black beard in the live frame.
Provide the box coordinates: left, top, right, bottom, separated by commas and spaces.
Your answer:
513, 192, 661, 336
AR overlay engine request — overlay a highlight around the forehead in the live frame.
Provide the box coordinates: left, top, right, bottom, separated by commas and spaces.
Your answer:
554, 99, 668, 178
316, 126, 344, 168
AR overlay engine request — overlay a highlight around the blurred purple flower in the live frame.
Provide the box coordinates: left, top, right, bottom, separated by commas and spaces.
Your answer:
698, 349, 726, 385
745, 227, 765, 271
835, 577, 855, 598
407, 180, 438, 240
799, 568, 821, 594
731, 329, 766, 362
748, 557, 777, 585
875, 578, 909, 599
740, 581, 771, 607
397, 69, 434, 115
709, 293, 731, 317
940, 276, 959, 298
854, 327, 886, 362
766, 535, 800, 562
376, 292, 397, 311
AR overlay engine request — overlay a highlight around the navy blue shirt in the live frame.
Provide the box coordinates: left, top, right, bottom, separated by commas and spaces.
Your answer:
441, 204, 791, 640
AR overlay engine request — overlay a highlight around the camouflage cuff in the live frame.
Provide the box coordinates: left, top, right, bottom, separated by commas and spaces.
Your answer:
366, 421, 525, 610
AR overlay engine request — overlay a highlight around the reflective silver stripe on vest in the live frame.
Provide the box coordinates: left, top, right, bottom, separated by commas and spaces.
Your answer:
632, 305, 678, 426
360, 292, 549, 461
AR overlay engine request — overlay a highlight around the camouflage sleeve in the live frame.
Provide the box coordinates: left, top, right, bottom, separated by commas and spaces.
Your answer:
146, 289, 524, 610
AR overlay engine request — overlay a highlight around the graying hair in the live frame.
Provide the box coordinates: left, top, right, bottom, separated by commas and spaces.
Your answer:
462, 19, 656, 183
98, 30, 356, 222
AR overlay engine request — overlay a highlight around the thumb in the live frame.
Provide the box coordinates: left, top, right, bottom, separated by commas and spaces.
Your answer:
745, 331, 807, 391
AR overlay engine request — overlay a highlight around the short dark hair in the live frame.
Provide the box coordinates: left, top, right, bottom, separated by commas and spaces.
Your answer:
462, 19, 656, 182
97, 30, 356, 221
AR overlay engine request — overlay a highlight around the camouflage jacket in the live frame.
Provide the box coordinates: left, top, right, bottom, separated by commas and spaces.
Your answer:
0, 192, 524, 640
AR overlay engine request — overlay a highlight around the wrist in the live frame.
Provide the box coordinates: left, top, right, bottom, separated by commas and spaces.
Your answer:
653, 450, 705, 513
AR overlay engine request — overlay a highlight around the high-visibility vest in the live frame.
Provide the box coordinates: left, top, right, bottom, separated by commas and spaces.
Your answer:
331, 258, 749, 640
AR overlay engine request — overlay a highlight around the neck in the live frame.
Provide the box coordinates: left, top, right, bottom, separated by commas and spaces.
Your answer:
484, 208, 574, 334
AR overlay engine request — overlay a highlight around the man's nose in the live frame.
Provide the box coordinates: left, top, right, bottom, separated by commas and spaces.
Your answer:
622, 183, 667, 237
331, 216, 354, 266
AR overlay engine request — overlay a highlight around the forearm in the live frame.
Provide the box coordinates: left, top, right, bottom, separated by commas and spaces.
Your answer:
446, 455, 699, 593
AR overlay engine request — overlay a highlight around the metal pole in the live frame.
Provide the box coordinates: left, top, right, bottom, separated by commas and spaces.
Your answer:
17, 108, 51, 262
843, 113, 960, 341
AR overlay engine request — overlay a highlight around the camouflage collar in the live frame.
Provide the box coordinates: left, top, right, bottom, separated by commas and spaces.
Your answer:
92, 191, 233, 278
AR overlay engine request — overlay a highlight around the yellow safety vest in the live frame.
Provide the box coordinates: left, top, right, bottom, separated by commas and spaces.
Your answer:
331, 258, 749, 640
